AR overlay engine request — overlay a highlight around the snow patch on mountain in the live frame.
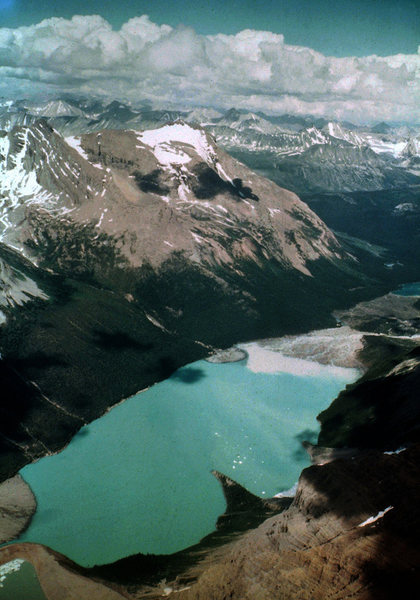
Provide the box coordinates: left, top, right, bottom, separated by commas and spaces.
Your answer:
216, 162, 233, 183
136, 123, 216, 168
363, 136, 406, 157
65, 136, 90, 161
0, 130, 41, 199
304, 127, 330, 146
0, 258, 49, 322
0, 130, 48, 243
0, 125, 94, 251
326, 122, 365, 146
358, 506, 394, 528
401, 136, 420, 157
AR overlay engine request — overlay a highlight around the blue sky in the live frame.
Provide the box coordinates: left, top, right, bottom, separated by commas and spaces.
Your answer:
0, 0, 419, 57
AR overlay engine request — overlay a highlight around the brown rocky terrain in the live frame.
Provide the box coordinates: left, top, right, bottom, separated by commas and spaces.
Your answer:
169, 445, 420, 600
1, 120, 344, 275
0, 475, 36, 544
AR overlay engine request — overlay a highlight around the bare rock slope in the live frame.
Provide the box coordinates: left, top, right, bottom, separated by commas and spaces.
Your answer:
1, 121, 342, 275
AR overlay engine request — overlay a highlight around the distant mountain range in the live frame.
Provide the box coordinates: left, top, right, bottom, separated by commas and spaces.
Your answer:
1, 97, 419, 194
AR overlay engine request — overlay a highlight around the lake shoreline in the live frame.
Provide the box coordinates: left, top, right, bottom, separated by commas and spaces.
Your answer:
7, 327, 360, 566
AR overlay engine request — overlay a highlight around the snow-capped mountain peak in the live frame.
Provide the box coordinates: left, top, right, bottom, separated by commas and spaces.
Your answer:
324, 121, 365, 146
25, 100, 85, 118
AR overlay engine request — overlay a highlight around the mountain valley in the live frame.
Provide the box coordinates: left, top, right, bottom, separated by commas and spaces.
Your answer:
0, 97, 419, 599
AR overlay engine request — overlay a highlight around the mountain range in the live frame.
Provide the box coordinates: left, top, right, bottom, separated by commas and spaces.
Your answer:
0, 96, 419, 599
1, 117, 388, 481
1, 97, 419, 194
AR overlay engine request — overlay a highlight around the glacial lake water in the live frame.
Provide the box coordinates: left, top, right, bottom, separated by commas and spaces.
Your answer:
0, 560, 47, 600
394, 282, 420, 297
15, 344, 359, 567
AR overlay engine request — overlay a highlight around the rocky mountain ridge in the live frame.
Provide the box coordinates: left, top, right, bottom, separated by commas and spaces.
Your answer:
1, 98, 419, 194
0, 120, 343, 276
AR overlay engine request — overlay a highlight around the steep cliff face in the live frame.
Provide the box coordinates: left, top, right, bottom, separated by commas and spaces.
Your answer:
317, 325, 420, 451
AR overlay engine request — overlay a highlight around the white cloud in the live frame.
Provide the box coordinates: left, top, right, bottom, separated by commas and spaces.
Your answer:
0, 14, 419, 123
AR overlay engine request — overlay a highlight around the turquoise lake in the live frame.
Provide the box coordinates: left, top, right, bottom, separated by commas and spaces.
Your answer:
15, 344, 359, 567
0, 560, 47, 600
394, 282, 420, 297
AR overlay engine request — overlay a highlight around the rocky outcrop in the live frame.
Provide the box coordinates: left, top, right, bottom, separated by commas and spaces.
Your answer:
206, 347, 247, 363
169, 444, 420, 600
318, 340, 420, 451
316, 294, 420, 450
0, 475, 36, 544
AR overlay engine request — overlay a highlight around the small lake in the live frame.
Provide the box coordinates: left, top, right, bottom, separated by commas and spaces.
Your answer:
394, 282, 420, 297
14, 344, 359, 567
0, 560, 47, 600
